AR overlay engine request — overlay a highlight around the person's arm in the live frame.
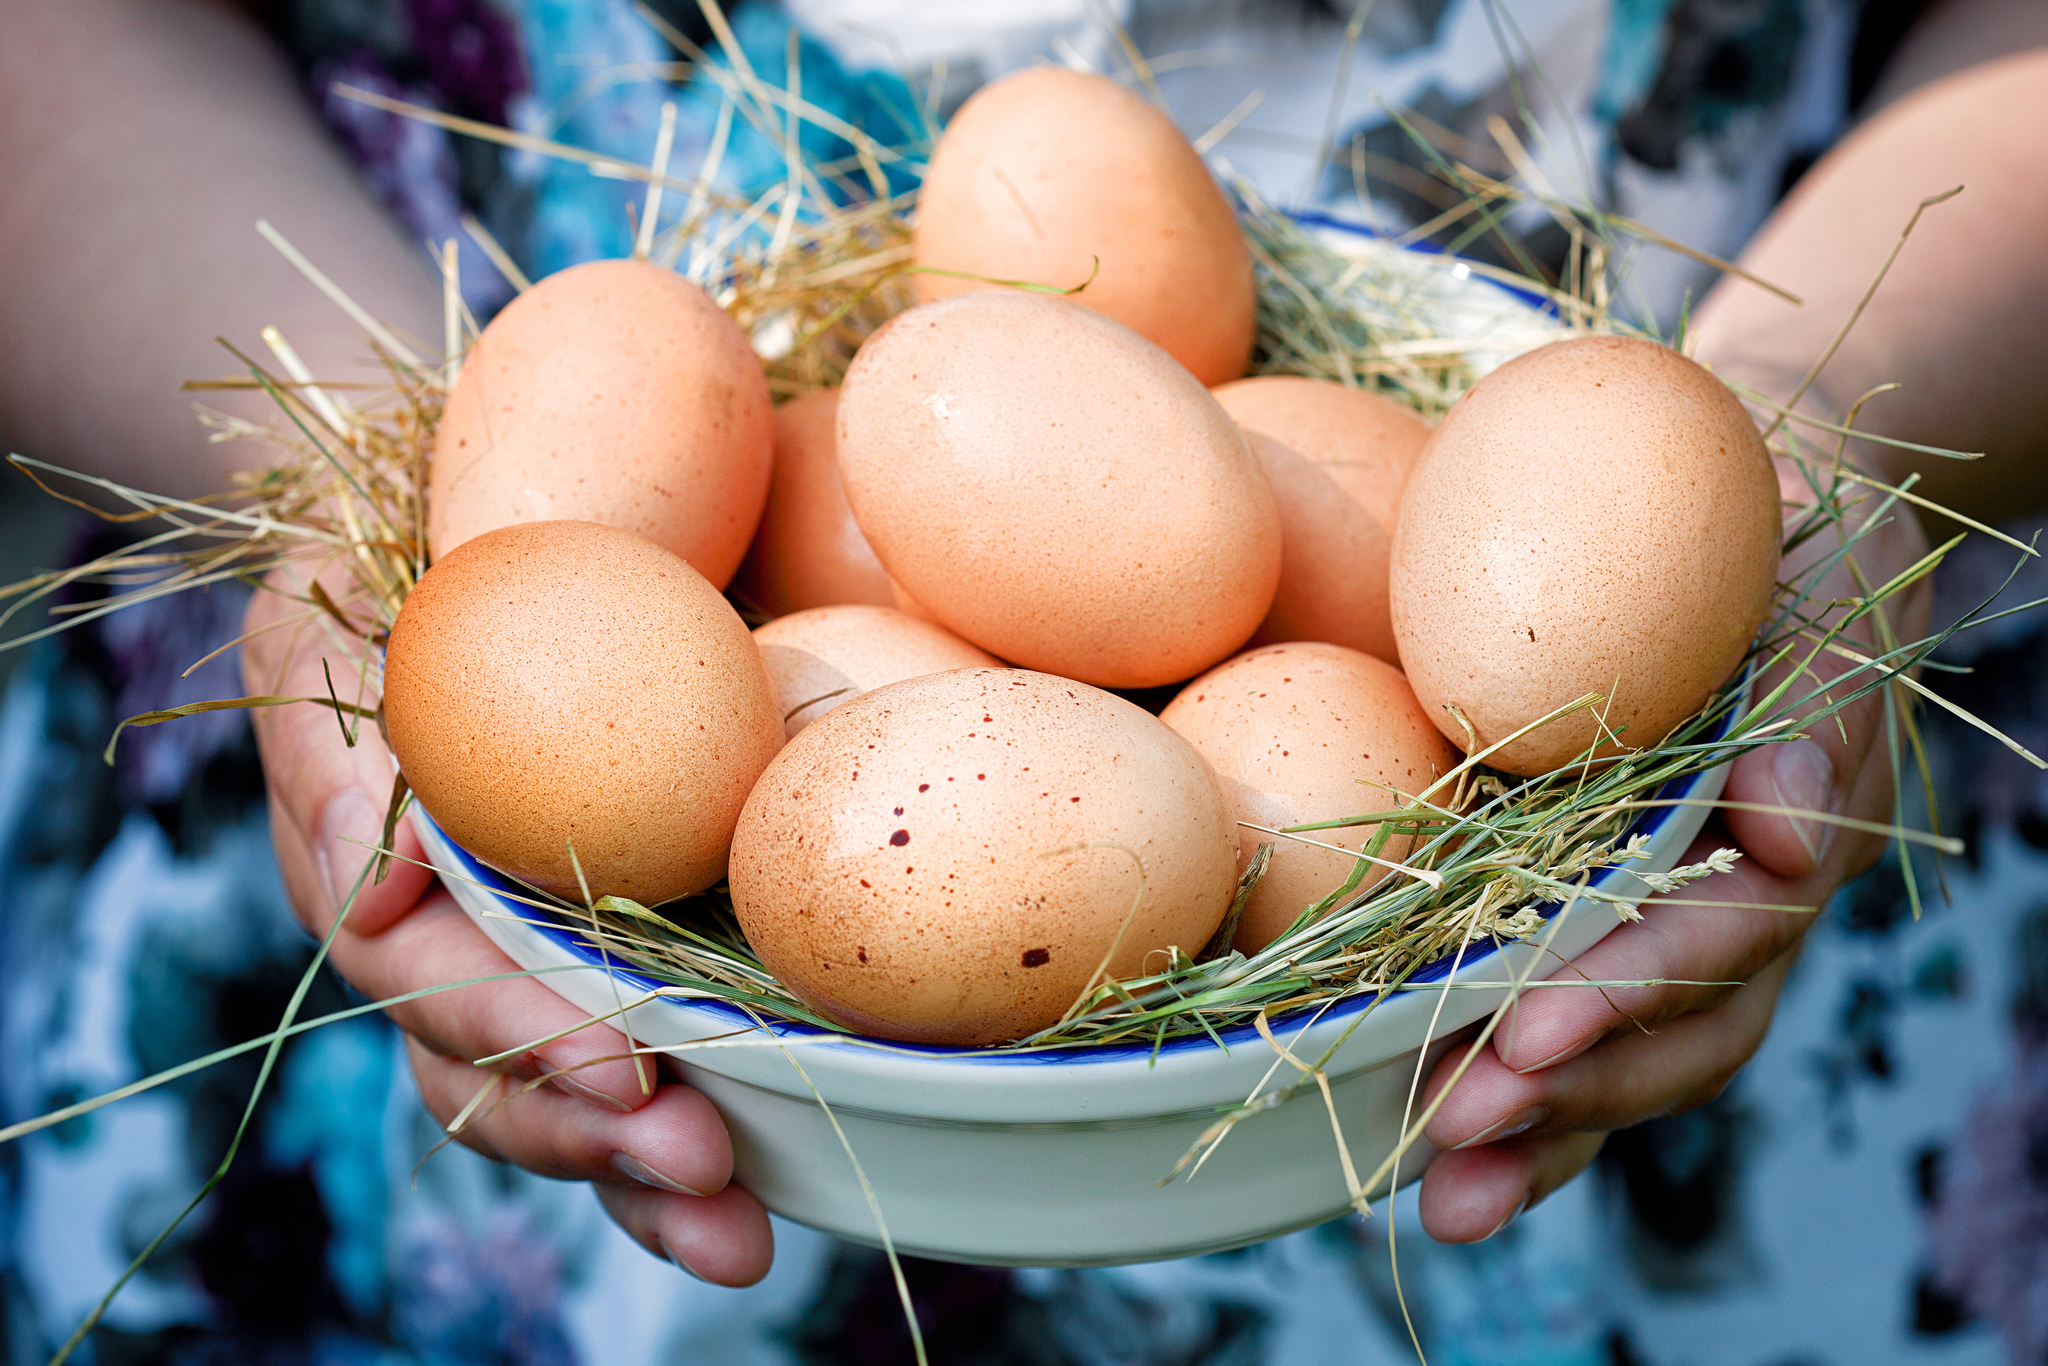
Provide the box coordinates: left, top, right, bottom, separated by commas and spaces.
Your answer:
1413, 30, 2048, 1241
0, 0, 771, 1284
1692, 38, 2048, 519
0, 0, 441, 495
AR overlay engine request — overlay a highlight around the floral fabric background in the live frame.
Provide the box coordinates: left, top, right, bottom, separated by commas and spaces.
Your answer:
8, 2, 2037, 1364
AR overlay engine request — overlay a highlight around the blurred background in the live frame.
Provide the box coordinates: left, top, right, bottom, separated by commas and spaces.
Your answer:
5, 2, 2047, 1364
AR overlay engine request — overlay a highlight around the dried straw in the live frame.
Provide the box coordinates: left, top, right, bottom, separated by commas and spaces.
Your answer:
7, 19, 2043, 1363
5, 37, 2024, 1068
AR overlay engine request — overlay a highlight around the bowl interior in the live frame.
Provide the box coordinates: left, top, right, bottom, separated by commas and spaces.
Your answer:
419, 702, 1734, 1067
420, 229, 1730, 1068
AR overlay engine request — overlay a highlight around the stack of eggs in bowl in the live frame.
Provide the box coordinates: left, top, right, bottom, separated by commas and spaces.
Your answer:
384, 66, 1782, 1057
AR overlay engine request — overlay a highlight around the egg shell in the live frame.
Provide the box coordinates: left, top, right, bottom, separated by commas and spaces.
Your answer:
1389, 335, 1780, 775
912, 66, 1255, 386
1212, 378, 1432, 663
836, 292, 1282, 688
733, 388, 895, 615
887, 577, 940, 624
754, 605, 1002, 737
430, 258, 772, 587
728, 669, 1239, 1046
383, 520, 785, 904
1161, 643, 1460, 953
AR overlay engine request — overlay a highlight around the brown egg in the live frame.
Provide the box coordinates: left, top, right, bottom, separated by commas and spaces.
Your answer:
1390, 335, 1780, 775
887, 577, 939, 624
383, 521, 784, 905
754, 605, 1001, 737
732, 388, 895, 615
1212, 378, 1433, 663
430, 258, 772, 587
1162, 643, 1461, 953
729, 669, 1238, 1045
837, 293, 1282, 688
913, 67, 1255, 386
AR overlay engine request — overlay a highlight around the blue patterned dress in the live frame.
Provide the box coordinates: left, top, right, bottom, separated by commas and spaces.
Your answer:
12, 3, 2040, 1364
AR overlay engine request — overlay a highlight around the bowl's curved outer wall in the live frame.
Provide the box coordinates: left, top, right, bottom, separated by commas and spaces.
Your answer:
698, 1034, 1462, 1266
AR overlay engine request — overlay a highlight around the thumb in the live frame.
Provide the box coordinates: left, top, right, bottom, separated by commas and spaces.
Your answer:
242, 558, 431, 937
1724, 463, 1932, 880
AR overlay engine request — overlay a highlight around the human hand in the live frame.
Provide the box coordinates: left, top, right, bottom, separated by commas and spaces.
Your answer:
242, 560, 773, 1284
1413, 449, 1931, 1242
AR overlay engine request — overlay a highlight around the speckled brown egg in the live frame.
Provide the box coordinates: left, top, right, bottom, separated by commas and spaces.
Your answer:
1212, 378, 1432, 664
755, 605, 1002, 737
383, 520, 784, 904
1162, 643, 1460, 953
913, 67, 1255, 386
836, 293, 1281, 688
728, 669, 1239, 1045
732, 388, 895, 615
1389, 335, 1780, 775
430, 258, 772, 587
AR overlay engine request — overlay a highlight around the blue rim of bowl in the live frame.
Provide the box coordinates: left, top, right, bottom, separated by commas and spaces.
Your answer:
423, 697, 1735, 1068
1284, 208, 1557, 317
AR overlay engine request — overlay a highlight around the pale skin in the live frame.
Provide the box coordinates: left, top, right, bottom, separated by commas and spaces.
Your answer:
0, 0, 2041, 1282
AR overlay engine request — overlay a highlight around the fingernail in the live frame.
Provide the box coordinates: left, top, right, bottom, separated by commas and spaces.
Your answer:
317, 788, 383, 919
613, 1151, 704, 1197
1771, 739, 1835, 867
1482, 1196, 1530, 1241
1452, 1105, 1548, 1150
551, 1072, 633, 1112
660, 1237, 710, 1282
1514, 1031, 1604, 1075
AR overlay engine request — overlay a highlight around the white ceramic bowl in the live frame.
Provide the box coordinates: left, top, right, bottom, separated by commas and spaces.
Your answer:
413, 751, 1725, 1268
412, 226, 1707, 1266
